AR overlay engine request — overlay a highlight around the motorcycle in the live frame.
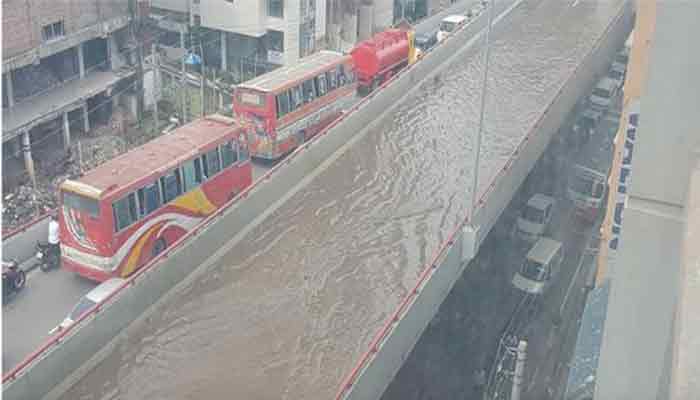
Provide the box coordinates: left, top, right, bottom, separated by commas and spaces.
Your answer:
36, 242, 60, 272
3, 260, 27, 302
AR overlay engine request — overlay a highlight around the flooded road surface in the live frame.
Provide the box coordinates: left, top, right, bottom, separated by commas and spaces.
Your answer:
60, 0, 625, 399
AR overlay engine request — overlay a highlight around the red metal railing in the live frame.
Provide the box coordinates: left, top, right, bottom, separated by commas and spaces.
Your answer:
333, 4, 626, 399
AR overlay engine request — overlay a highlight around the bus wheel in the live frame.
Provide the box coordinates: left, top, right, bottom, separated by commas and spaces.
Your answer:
152, 238, 167, 257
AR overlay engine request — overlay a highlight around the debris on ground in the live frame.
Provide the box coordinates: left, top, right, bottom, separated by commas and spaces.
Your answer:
2, 102, 173, 232
2, 134, 127, 231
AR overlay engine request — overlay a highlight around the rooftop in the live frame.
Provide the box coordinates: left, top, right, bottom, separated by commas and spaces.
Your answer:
62, 115, 244, 198
237, 51, 349, 93
2, 69, 135, 142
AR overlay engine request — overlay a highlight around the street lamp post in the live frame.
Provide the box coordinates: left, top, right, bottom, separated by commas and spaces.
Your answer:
471, 0, 494, 217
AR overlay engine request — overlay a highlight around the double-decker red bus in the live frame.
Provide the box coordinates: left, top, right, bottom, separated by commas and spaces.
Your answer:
59, 115, 252, 282
233, 50, 357, 161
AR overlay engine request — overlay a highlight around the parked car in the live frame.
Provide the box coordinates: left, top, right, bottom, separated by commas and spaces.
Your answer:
513, 194, 556, 243
512, 237, 563, 295
437, 15, 468, 42
49, 278, 126, 335
608, 62, 626, 92
589, 77, 618, 111
415, 31, 438, 53
573, 107, 603, 145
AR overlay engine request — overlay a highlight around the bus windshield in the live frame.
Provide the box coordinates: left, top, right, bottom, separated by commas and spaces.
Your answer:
520, 259, 547, 281
522, 205, 545, 223
440, 21, 459, 33
63, 191, 100, 217
238, 90, 265, 108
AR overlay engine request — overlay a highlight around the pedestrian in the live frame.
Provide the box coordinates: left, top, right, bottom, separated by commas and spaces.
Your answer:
48, 211, 61, 264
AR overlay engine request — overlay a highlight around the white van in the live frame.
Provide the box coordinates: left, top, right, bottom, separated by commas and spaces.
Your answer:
589, 77, 617, 111
512, 237, 563, 295
49, 278, 126, 335
514, 194, 556, 243
437, 15, 468, 42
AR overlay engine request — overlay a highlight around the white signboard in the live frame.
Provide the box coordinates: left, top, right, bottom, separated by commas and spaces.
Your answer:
267, 50, 284, 65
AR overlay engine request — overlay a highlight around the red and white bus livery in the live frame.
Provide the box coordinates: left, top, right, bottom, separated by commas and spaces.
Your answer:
59, 115, 252, 282
233, 50, 357, 161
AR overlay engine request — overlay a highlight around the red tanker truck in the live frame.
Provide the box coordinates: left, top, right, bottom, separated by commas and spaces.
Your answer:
350, 28, 417, 95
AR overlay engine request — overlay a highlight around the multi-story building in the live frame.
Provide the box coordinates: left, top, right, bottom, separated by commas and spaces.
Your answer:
150, 0, 326, 81
2, 0, 138, 186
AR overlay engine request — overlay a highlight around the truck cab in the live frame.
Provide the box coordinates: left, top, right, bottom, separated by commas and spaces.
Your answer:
573, 107, 603, 143
437, 15, 467, 42
512, 237, 563, 295
514, 194, 556, 243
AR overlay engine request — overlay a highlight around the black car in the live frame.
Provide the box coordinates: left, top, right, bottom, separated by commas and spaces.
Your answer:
415, 31, 438, 52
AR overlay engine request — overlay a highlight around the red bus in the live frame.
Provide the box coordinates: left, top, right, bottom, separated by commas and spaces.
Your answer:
59, 115, 252, 282
233, 50, 357, 161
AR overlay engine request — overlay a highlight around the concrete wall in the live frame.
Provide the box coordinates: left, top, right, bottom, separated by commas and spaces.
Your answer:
200, 0, 266, 37
2, 0, 129, 62
372, 0, 394, 30
358, 5, 374, 40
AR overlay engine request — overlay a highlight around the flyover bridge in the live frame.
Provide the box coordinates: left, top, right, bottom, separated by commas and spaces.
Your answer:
2, 0, 634, 399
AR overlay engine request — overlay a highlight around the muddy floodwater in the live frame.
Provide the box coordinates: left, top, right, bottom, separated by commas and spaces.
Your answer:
61, 0, 625, 398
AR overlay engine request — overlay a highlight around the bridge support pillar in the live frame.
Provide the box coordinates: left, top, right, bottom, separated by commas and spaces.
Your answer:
22, 130, 37, 188
62, 112, 71, 150
221, 31, 228, 71
83, 103, 90, 133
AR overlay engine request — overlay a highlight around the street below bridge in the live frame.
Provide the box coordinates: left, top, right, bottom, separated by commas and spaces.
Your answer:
382, 91, 621, 400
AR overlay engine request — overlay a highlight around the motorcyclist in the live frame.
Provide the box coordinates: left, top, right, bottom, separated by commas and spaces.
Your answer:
48, 212, 61, 266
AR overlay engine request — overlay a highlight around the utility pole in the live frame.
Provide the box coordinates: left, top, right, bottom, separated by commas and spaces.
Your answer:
129, 0, 145, 127
199, 42, 205, 117
471, 0, 494, 217
511, 340, 528, 400
152, 43, 160, 133
180, 26, 187, 123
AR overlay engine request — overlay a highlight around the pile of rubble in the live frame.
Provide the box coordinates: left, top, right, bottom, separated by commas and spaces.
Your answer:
2, 134, 127, 231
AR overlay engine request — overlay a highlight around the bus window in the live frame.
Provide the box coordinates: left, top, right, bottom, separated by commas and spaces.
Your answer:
290, 85, 303, 111
327, 70, 338, 90
63, 191, 100, 217
316, 74, 328, 97
160, 170, 182, 203
182, 159, 202, 191
137, 182, 161, 217
221, 141, 238, 168
113, 192, 139, 232
302, 79, 316, 104
276, 91, 291, 118
204, 148, 221, 178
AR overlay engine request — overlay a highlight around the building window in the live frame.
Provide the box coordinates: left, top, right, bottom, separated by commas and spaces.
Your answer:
42, 21, 65, 42
268, 0, 284, 18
